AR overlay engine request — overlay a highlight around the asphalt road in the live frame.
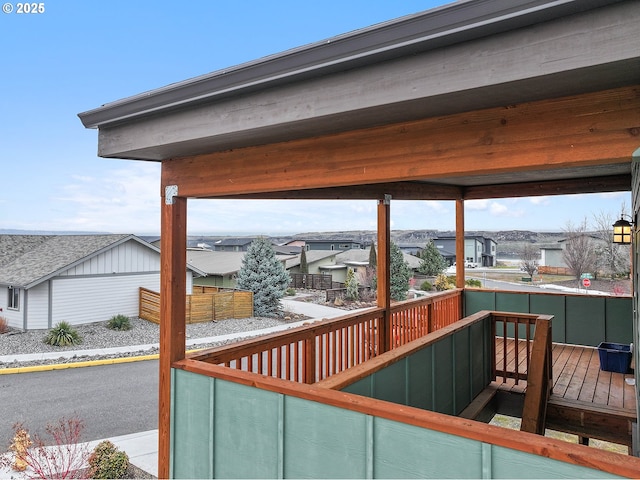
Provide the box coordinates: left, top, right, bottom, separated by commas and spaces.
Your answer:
0, 360, 158, 450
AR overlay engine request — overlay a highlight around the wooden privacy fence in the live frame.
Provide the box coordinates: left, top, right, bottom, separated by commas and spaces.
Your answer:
537, 265, 572, 275
326, 286, 372, 302
139, 287, 253, 324
289, 273, 333, 290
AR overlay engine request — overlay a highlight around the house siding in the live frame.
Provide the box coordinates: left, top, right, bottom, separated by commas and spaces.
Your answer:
26, 282, 49, 330
51, 273, 161, 326
58, 240, 160, 276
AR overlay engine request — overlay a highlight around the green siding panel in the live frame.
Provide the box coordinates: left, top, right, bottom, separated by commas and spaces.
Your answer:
171, 369, 624, 479
496, 292, 530, 313
407, 347, 432, 410
373, 417, 482, 478
566, 296, 606, 347
465, 290, 632, 347
454, 328, 471, 414
530, 294, 566, 343
373, 357, 408, 405
465, 290, 496, 316
496, 293, 531, 338
172, 370, 214, 479
470, 319, 490, 395
433, 336, 454, 415
605, 297, 633, 344
343, 376, 373, 397
213, 380, 281, 479
491, 445, 621, 479
283, 396, 368, 478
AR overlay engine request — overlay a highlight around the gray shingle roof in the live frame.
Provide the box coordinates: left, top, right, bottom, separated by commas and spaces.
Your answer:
0, 234, 132, 288
185, 250, 246, 276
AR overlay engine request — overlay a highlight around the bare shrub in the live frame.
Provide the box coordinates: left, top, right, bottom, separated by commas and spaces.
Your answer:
3, 417, 90, 479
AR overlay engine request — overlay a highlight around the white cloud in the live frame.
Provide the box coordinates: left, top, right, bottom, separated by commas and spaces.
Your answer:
52, 162, 161, 233
529, 196, 551, 205
465, 199, 489, 211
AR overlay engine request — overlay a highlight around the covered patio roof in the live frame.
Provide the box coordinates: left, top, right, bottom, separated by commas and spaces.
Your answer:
79, 1, 640, 477
78, 0, 638, 202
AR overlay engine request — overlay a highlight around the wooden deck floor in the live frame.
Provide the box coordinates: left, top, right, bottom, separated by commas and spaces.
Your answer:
495, 340, 636, 412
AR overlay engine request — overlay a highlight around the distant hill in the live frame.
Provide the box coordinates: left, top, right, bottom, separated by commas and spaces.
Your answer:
0, 229, 106, 235
292, 230, 566, 258
185, 230, 567, 259
1, 228, 567, 259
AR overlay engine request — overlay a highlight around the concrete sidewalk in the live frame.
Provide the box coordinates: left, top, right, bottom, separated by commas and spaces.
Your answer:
0, 297, 352, 365
0, 298, 358, 478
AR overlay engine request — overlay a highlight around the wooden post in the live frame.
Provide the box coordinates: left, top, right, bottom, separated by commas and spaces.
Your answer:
377, 195, 391, 353
455, 198, 465, 289
304, 336, 316, 384
158, 185, 187, 480
521, 318, 552, 435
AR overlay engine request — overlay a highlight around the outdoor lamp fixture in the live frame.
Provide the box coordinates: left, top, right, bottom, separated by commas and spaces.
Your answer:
612, 215, 633, 245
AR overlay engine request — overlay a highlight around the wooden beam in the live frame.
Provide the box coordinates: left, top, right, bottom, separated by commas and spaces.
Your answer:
464, 174, 631, 200
377, 196, 391, 354
213, 181, 462, 200
158, 188, 187, 480
455, 199, 465, 289
162, 87, 640, 198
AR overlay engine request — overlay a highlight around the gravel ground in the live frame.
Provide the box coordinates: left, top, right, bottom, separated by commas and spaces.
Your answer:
0, 314, 308, 369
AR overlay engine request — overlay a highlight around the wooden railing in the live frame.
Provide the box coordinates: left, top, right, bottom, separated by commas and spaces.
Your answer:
491, 312, 550, 386
192, 308, 384, 383
190, 289, 463, 383
390, 289, 461, 348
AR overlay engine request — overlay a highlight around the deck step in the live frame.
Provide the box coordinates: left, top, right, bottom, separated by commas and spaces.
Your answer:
459, 384, 499, 420
546, 396, 636, 447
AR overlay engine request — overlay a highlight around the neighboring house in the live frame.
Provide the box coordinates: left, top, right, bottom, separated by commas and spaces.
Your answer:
316, 248, 420, 284
0, 234, 204, 330
397, 243, 423, 256
481, 237, 498, 267
212, 237, 256, 252
539, 244, 566, 269
187, 249, 246, 288
299, 239, 364, 251
273, 244, 302, 255
188, 248, 299, 288
538, 235, 608, 272
285, 250, 341, 275
434, 236, 497, 267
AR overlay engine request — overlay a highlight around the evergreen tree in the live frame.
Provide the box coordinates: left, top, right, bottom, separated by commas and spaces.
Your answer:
390, 242, 411, 301
236, 237, 291, 317
345, 267, 359, 301
418, 240, 447, 276
368, 243, 377, 269
299, 248, 309, 274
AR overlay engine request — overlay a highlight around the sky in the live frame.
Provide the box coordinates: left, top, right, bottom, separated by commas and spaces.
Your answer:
0, 1, 631, 236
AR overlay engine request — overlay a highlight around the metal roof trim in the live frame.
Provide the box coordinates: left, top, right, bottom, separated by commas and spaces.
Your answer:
78, 0, 620, 129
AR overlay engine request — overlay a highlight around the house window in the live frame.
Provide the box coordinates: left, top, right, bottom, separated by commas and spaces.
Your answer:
8, 286, 19, 310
